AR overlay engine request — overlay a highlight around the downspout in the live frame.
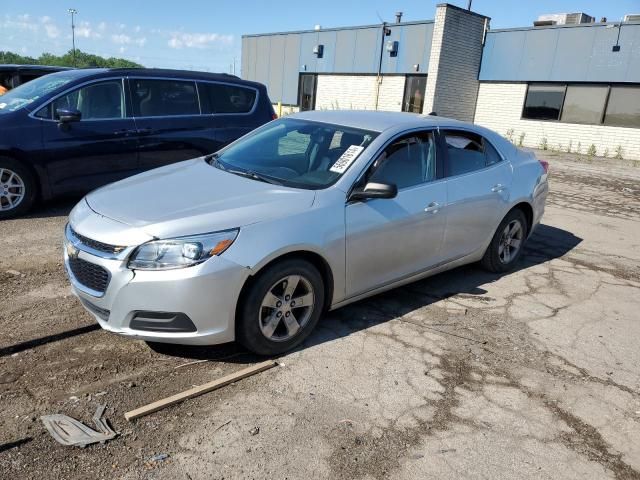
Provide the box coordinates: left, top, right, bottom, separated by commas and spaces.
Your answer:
374, 22, 387, 111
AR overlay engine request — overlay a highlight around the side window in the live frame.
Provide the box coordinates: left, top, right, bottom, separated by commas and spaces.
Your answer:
368, 133, 436, 189
484, 140, 502, 166
198, 82, 257, 114
442, 131, 486, 177
51, 80, 125, 120
130, 79, 199, 117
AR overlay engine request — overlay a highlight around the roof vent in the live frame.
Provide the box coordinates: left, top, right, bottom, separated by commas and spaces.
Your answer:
624, 14, 640, 22
536, 13, 595, 26
395, 12, 403, 23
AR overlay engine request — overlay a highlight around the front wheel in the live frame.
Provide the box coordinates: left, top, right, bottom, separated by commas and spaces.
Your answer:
237, 259, 325, 356
0, 157, 37, 219
481, 209, 528, 273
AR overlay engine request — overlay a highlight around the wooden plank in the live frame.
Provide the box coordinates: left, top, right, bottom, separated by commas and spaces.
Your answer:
124, 360, 278, 421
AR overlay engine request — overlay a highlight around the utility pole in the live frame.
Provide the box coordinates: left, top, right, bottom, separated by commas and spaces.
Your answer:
68, 8, 77, 66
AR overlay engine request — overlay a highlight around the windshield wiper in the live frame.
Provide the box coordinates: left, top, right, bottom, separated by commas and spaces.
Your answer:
226, 168, 283, 186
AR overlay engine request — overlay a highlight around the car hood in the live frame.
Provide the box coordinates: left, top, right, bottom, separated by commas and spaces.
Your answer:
85, 158, 316, 239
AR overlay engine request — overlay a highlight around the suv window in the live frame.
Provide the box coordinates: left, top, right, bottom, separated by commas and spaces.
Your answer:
368, 132, 436, 189
443, 130, 501, 177
198, 82, 256, 114
130, 79, 199, 117
51, 80, 125, 120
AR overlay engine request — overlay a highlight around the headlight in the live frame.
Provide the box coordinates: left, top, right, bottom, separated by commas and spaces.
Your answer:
128, 229, 239, 270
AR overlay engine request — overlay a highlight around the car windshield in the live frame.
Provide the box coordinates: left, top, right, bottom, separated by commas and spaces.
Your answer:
0, 71, 78, 114
211, 118, 378, 189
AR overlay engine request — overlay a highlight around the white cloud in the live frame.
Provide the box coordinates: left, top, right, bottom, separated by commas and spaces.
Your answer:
44, 23, 60, 38
134, 25, 141, 33
111, 33, 131, 44
3, 13, 38, 32
167, 32, 233, 49
40, 16, 51, 24
98, 21, 107, 31
17, 14, 30, 22
119, 46, 127, 54
75, 21, 102, 39
134, 37, 147, 47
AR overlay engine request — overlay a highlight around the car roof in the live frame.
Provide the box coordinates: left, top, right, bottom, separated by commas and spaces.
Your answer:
289, 110, 474, 133
48, 67, 261, 87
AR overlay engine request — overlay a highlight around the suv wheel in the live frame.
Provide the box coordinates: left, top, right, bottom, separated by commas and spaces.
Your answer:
237, 259, 324, 356
0, 157, 37, 219
481, 208, 528, 273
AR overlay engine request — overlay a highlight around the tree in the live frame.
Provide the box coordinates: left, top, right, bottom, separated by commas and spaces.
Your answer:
0, 49, 143, 68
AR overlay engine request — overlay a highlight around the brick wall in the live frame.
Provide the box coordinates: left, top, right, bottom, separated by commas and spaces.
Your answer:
474, 82, 640, 160
424, 4, 487, 121
314, 75, 407, 111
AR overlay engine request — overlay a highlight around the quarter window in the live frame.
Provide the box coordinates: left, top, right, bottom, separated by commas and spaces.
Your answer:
368, 133, 436, 189
522, 84, 566, 120
442, 131, 501, 177
560, 85, 608, 124
130, 79, 199, 117
604, 86, 640, 128
198, 82, 256, 114
51, 80, 125, 120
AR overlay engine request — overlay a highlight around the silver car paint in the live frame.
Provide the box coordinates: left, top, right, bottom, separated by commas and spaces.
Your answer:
65, 111, 548, 345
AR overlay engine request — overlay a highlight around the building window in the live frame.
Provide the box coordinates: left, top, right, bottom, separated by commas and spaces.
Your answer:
604, 86, 640, 128
402, 75, 427, 113
560, 85, 608, 125
298, 74, 317, 111
522, 84, 566, 120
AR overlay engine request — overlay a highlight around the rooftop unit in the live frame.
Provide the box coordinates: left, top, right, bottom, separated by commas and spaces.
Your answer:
624, 14, 640, 22
534, 12, 595, 27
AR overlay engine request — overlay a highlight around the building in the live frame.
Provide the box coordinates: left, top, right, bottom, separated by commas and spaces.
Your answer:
241, 4, 640, 160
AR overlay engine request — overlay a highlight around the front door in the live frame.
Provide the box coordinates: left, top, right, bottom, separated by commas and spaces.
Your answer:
345, 131, 447, 297
440, 129, 512, 260
39, 78, 140, 195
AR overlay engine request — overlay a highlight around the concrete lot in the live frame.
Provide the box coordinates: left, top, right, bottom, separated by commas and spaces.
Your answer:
1, 151, 639, 479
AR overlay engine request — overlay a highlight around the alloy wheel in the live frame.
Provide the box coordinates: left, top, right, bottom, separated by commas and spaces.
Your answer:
0, 168, 26, 212
498, 219, 523, 264
259, 274, 315, 342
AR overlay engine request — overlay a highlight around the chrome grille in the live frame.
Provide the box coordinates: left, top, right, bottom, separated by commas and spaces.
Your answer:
69, 226, 126, 256
68, 257, 110, 294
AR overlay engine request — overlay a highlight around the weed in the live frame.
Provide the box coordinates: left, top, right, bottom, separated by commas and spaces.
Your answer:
615, 145, 624, 160
539, 137, 548, 150
506, 128, 515, 143
603, 147, 609, 158
518, 132, 525, 147
587, 144, 597, 157
567, 140, 572, 153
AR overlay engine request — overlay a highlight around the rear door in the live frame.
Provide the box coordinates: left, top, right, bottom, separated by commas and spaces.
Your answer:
440, 129, 512, 260
128, 77, 215, 170
345, 131, 447, 296
37, 77, 140, 194
197, 80, 263, 148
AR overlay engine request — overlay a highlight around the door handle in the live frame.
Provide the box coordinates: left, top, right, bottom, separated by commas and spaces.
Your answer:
113, 129, 136, 137
424, 202, 440, 214
491, 183, 506, 193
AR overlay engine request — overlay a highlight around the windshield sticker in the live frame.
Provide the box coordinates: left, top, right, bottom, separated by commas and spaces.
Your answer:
330, 145, 365, 174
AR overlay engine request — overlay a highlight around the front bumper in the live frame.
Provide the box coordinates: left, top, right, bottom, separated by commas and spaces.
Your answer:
64, 225, 249, 346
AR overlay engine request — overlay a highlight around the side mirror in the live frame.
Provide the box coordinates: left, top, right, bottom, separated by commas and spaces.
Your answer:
349, 182, 398, 201
56, 108, 81, 123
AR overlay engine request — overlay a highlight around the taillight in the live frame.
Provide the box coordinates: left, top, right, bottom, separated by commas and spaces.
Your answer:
539, 159, 549, 174
272, 113, 278, 120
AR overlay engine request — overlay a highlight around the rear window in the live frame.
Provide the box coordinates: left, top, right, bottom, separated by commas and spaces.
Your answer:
130, 79, 199, 117
198, 82, 257, 114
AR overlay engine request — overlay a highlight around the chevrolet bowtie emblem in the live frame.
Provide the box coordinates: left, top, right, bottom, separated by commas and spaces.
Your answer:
66, 243, 80, 260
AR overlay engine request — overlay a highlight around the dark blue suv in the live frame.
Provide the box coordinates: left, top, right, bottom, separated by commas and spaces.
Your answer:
0, 68, 275, 218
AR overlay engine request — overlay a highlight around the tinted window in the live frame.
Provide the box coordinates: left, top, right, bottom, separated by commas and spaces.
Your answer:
443, 131, 487, 177
369, 133, 436, 189
484, 140, 502, 166
131, 79, 199, 117
52, 80, 124, 120
199, 82, 256, 114
0, 70, 77, 113
560, 85, 608, 124
604, 86, 640, 128
522, 84, 565, 120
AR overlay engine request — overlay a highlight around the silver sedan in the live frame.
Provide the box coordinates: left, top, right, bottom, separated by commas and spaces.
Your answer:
64, 111, 548, 355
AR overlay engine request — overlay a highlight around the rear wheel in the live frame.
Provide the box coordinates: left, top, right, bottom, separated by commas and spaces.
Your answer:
481, 209, 528, 273
0, 157, 37, 219
237, 259, 324, 356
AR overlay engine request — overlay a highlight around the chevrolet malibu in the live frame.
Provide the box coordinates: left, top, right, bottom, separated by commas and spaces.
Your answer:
64, 111, 548, 355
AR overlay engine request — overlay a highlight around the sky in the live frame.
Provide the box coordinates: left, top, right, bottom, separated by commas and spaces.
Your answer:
2, 0, 639, 73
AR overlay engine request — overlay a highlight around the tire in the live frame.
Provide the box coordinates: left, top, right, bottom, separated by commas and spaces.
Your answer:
481, 208, 528, 273
237, 259, 325, 356
0, 156, 38, 219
